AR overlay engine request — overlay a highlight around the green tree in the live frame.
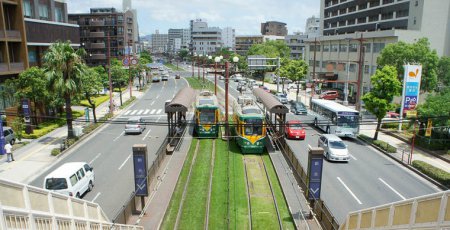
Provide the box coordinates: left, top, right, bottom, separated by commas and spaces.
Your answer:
417, 89, 450, 137
279, 59, 308, 101
178, 49, 189, 61
82, 67, 104, 123
111, 58, 128, 105
377, 38, 439, 92
10, 117, 25, 142
247, 40, 290, 59
362, 66, 402, 140
140, 50, 153, 63
437, 56, 450, 89
44, 41, 86, 138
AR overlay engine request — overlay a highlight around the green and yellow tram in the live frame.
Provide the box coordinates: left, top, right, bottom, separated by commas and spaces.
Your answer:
233, 96, 266, 153
194, 91, 220, 138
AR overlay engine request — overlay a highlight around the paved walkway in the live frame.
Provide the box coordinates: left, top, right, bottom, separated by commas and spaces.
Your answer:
0, 84, 145, 184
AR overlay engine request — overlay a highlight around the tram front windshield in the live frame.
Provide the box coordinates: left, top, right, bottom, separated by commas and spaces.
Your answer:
244, 119, 263, 135
199, 109, 216, 123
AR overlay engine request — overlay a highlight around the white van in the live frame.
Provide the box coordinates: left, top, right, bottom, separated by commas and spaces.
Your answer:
44, 162, 95, 198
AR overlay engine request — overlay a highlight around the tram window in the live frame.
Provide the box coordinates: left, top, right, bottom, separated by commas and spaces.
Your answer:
199, 109, 215, 123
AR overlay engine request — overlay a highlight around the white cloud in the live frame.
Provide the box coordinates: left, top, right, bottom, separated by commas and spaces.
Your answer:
66, 0, 319, 35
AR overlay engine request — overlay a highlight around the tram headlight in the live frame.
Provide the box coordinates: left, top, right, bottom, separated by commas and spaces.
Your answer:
245, 142, 249, 145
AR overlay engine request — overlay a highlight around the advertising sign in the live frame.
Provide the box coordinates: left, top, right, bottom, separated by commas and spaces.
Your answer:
401, 64, 422, 112
22, 99, 32, 134
0, 116, 5, 155
309, 158, 323, 181
425, 119, 432, 137
307, 148, 324, 201
133, 145, 148, 197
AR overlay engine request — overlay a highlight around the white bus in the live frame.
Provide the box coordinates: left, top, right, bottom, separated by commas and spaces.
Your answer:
311, 99, 359, 138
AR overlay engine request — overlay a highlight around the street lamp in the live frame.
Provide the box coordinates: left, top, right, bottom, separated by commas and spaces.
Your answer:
224, 56, 239, 138
214, 56, 221, 95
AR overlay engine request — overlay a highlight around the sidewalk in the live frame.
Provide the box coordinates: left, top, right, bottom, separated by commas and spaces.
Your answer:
0, 84, 146, 184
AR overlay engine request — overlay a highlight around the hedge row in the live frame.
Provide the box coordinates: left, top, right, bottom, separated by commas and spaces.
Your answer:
358, 134, 397, 153
412, 160, 450, 188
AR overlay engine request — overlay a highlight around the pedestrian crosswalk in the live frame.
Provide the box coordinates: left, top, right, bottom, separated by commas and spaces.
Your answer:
123, 108, 165, 116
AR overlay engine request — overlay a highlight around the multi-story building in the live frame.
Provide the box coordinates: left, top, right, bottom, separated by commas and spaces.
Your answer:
305, 16, 321, 37
261, 21, 288, 36
122, 0, 139, 49
69, 8, 135, 66
221, 27, 235, 51
168, 29, 184, 53
151, 31, 168, 53
285, 33, 308, 59
235, 35, 285, 56
182, 29, 190, 50
190, 19, 222, 55
305, 0, 450, 105
24, 0, 80, 67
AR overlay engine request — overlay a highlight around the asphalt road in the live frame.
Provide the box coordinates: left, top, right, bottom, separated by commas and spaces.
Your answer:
199, 69, 441, 223
30, 77, 187, 219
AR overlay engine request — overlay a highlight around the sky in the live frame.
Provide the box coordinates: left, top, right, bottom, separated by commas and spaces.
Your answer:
66, 0, 320, 36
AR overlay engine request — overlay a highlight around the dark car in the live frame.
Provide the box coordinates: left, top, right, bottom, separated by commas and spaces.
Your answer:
290, 101, 307, 115
175, 74, 181, 79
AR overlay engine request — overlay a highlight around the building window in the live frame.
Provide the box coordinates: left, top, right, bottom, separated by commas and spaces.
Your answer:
331, 44, 338, 52
413, 17, 417, 25
38, 4, 49, 20
339, 44, 347, 52
373, 43, 385, 53
415, 1, 418, 6
310, 45, 320, 52
364, 65, 370, 74
55, 7, 63, 22
323, 45, 330, 52
349, 44, 358, 52
23, 0, 33, 18
363, 43, 371, 53
349, 64, 356, 72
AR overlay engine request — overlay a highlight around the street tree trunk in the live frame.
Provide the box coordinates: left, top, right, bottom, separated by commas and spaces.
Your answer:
86, 93, 97, 123
374, 118, 382, 140
65, 95, 74, 138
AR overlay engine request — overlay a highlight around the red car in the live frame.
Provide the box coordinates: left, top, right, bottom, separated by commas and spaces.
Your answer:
285, 120, 306, 140
319, 90, 339, 100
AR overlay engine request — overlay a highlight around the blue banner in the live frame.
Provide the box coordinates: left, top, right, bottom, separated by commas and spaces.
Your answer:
133, 154, 148, 196
0, 116, 5, 155
308, 181, 322, 200
310, 158, 323, 181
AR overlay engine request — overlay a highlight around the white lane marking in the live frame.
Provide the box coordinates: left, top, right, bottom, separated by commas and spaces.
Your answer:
92, 192, 101, 203
337, 177, 363, 204
150, 109, 156, 114
142, 129, 152, 141
89, 153, 102, 165
144, 109, 150, 114
124, 110, 131, 115
156, 94, 160, 99
119, 154, 131, 170
113, 131, 124, 142
349, 153, 357, 161
150, 101, 155, 106
156, 109, 162, 114
130, 110, 137, 115
378, 178, 406, 200
137, 110, 144, 115
156, 116, 162, 122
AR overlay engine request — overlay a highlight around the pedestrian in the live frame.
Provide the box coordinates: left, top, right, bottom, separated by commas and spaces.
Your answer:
4, 142, 13, 162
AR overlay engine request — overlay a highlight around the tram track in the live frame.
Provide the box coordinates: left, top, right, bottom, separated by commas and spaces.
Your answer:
243, 154, 283, 230
205, 140, 216, 230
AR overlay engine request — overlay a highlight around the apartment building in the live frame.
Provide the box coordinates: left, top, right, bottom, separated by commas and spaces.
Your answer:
168, 28, 191, 53
261, 21, 288, 36
190, 19, 222, 55
305, 0, 450, 104
24, 0, 80, 67
305, 16, 321, 37
69, 8, 135, 66
285, 33, 308, 60
151, 31, 168, 53
221, 27, 235, 51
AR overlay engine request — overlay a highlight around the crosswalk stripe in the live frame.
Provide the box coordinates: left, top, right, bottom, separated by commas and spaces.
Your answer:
130, 110, 137, 115
150, 109, 156, 114
137, 110, 144, 115
144, 109, 150, 114
124, 110, 131, 115
156, 109, 162, 114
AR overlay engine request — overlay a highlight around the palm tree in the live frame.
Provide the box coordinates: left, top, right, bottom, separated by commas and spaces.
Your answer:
44, 41, 86, 138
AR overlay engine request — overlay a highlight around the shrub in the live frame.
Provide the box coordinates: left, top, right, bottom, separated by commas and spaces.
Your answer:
79, 94, 109, 107
412, 160, 450, 188
51, 148, 61, 156
373, 140, 397, 153
358, 134, 373, 143
120, 96, 136, 109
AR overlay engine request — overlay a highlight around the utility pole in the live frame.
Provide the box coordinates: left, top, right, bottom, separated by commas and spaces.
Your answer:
310, 37, 319, 106
355, 34, 365, 111
107, 29, 113, 115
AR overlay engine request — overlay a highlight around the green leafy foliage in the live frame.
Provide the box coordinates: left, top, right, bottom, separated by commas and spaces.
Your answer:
417, 90, 450, 127
437, 56, 450, 88
10, 117, 25, 142
279, 59, 308, 83
412, 160, 450, 187
51, 148, 61, 156
248, 40, 291, 59
372, 140, 397, 153
377, 38, 439, 92
362, 65, 402, 140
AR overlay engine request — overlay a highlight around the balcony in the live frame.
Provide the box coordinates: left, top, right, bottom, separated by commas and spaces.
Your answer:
10, 62, 25, 71
6, 30, 21, 40
0, 63, 8, 72
90, 32, 105, 38
90, 42, 105, 49
90, 20, 105, 26
90, 54, 106, 60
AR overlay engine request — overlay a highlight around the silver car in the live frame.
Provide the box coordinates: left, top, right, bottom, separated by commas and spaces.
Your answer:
124, 117, 146, 134
318, 134, 350, 162
3, 127, 16, 145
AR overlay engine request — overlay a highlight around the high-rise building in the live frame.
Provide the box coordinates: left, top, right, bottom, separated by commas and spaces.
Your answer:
151, 30, 168, 53
305, 16, 320, 37
305, 0, 450, 105
25, 0, 80, 68
168, 29, 184, 53
221, 27, 235, 50
122, 0, 139, 52
190, 19, 222, 55
69, 8, 136, 66
182, 29, 191, 50
261, 21, 288, 36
